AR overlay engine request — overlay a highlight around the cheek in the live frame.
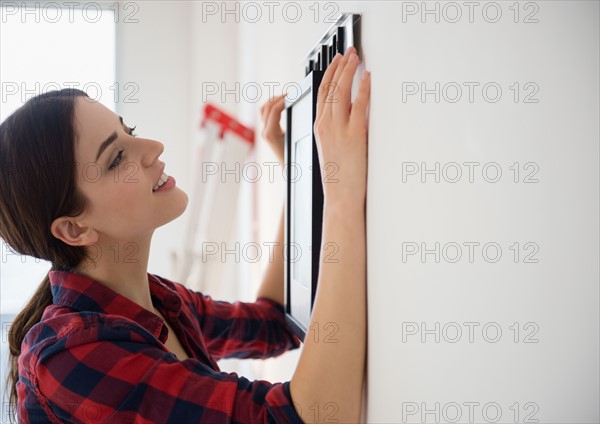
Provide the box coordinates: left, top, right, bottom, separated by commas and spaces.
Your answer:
83, 175, 149, 214
90, 180, 151, 235
118, 177, 149, 196
108, 164, 148, 194
110, 180, 152, 220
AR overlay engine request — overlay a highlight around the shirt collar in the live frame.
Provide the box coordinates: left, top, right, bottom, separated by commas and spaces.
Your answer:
48, 270, 182, 343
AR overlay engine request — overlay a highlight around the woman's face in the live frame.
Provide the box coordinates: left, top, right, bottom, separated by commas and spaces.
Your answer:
65, 96, 188, 244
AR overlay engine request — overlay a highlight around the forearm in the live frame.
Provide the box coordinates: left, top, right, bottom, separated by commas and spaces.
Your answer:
255, 205, 285, 305
290, 199, 367, 423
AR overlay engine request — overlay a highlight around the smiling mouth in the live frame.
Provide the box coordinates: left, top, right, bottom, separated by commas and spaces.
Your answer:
153, 172, 169, 191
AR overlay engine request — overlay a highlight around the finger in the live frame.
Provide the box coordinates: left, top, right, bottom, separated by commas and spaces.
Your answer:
261, 94, 284, 123
264, 96, 286, 139
323, 54, 349, 119
267, 96, 285, 128
316, 52, 342, 120
325, 48, 355, 118
328, 47, 355, 95
350, 70, 371, 128
334, 51, 361, 123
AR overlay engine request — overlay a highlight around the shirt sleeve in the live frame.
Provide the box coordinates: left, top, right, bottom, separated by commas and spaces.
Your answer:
34, 327, 305, 424
181, 287, 302, 360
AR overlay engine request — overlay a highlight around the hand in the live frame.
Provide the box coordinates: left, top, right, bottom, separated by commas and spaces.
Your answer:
314, 46, 371, 205
259, 93, 286, 163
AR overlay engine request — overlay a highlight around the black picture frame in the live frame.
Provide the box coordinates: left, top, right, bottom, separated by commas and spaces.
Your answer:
283, 70, 324, 341
283, 12, 361, 341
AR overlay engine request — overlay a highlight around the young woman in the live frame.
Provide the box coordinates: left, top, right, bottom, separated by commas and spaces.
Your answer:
1, 46, 370, 423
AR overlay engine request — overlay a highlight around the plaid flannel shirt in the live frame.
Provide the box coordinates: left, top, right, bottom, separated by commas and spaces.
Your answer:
16, 270, 303, 423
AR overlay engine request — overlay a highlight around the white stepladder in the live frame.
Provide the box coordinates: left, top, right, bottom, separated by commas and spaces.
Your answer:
171, 103, 255, 296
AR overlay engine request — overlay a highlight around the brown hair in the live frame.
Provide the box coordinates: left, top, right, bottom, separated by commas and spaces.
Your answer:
0, 88, 94, 423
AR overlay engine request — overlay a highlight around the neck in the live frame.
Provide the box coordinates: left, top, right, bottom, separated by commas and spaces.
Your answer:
73, 232, 155, 312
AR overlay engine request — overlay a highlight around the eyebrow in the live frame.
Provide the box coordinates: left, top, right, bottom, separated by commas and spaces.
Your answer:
95, 116, 124, 162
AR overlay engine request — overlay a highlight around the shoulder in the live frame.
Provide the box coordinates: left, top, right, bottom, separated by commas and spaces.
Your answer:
149, 273, 213, 319
19, 307, 165, 380
149, 273, 198, 304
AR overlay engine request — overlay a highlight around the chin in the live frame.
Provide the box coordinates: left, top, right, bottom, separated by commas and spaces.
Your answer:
155, 188, 189, 228
172, 188, 189, 218
177, 188, 189, 212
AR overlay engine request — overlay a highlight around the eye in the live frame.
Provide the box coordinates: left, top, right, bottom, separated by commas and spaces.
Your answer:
107, 124, 138, 171
109, 149, 125, 170
108, 126, 137, 170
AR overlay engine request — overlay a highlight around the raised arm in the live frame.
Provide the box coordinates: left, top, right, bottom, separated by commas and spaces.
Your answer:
166, 276, 301, 360
289, 47, 370, 422
257, 45, 370, 422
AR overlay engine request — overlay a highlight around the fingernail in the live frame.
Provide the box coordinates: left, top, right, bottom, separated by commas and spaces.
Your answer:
333, 52, 341, 61
362, 70, 370, 80
349, 53, 358, 64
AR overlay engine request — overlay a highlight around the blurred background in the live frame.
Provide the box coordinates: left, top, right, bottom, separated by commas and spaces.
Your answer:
1, 1, 599, 422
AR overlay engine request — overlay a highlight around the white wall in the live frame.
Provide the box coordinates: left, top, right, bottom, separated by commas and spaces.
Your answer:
359, 2, 599, 423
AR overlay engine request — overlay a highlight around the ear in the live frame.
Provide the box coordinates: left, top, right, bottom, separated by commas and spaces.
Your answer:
51, 216, 98, 247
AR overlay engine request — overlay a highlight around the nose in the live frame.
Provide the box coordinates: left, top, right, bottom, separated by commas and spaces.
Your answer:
140, 138, 164, 168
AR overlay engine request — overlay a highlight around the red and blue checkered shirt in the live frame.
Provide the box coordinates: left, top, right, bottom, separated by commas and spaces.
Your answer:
17, 270, 303, 423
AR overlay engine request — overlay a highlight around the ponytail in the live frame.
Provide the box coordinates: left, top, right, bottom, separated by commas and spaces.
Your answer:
3, 272, 54, 423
